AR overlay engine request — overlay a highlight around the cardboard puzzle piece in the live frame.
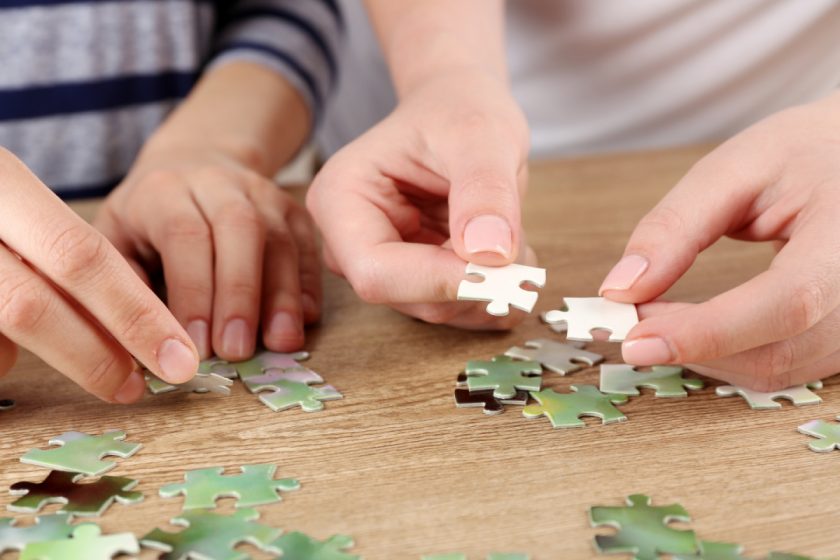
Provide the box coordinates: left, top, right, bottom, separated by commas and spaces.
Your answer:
272, 532, 359, 560
226, 350, 313, 382
590, 494, 699, 560
798, 417, 840, 452
21, 430, 142, 476
198, 357, 239, 379
673, 541, 747, 559
242, 369, 324, 393
456, 263, 546, 316
542, 297, 638, 342
600, 365, 704, 398
145, 372, 233, 395
159, 463, 299, 510
715, 381, 823, 410
505, 338, 603, 375
523, 385, 628, 428
454, 373, 528, 415
465, 355, 542, 400
141, 508, 282, 560
256, 380, 343, 412
0, 513, 82, 553
9, 471, 143, 517
19, 524, 138, 560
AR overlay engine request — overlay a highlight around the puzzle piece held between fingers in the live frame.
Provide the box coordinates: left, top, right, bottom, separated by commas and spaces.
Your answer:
9, 471, 143, 516
505, 338, 603, 375
465, 355, 542, 400
523, 385, 628, 428
271, 531, 359, 560
21, 430, 142, 477
600, 365, 704, 398
542, 297, 638, 342
454, 374, 528, 415
0, 513, 81, 553
20, 524, 138, 560
715, 381, 823, 410
798, 416, 840, 452
146, 372, 233, 395
159, 464, 299, 510
457, 263, 546, 316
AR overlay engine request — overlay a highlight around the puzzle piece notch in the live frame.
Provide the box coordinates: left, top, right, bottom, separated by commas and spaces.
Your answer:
454, 373, 528, 415
159, 463, 299, 510
505, 338, 604, 375
542, 297, 639, 342
457, 262, 546, 316
523, 385, 628, 428
21, 430, 142, 477
600, 364, 704, 398
0, 513, 83, 553
673, 541, 748, 559
146, 372, 233, 395
141, 508, 282, 560
590, 494, 700, 560
715, 381, 823, 410
257, 379, 343, 412
271, 531, 359, 560
20, 523, 138, 560
798, 417, 840, 452
9, 470, 143, 517
465, 355, 542, 399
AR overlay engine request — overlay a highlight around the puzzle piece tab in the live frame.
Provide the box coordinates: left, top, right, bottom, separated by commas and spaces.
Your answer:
257, 380, 343, 412
272, 532, 359, 559
141, 508, 282, 560
542, 297, 638, 341
600, 365, 704, 398
146, 372, 233, 395
465, 355, 542, 399
590, 494, 699, 560
9, 471, 143, 517
523, 385, 628, 428
457, 263, 546, 316
798, 417, 840, 452
21, 430, 142, 476
0, 513, 81, 553
454, 373, 528, 415
505, 338, 603, 375
715, 382, 823, 410
159, 463, 299, 510
20, 524, 138, 560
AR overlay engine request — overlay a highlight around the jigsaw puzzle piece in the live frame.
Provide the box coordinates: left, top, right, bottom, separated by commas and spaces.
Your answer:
798, 417, 840, 452
590, 494, 700, 560
229, 350, 312, 382
198, 357, 239, 379
715, 381, 823, 410
454, 373, 528, 415
674, 541, 748, 559
600, 365, 704, 398
257, 380, 343, 412
141, 508, 282, 560
0, 513, 81, 553
542, 297, 638, 342
159, 463, 299, 510
242, 369, 324, 393
146, 372, 233, 395
456, 263, 546, 316
505, 338, 603, 375
9, 471, 143, 516
465, 355, 542, 399
19, 523, 138, 560
20, 430, 142, 477
523, 385, 628, 428
271, 532, 358, 559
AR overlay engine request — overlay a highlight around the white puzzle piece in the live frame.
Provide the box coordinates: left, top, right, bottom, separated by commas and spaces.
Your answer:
504, 339, 603, 375
542, 297, 639, 342
715, 381, 823, 410
456, 263, 546, 316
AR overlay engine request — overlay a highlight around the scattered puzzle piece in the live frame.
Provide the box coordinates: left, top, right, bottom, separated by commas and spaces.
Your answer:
590, 494, 699, 560
600, 365, 704, 398
465, 355, 542, 399
505, 338, 603, 375
20, 523, 138, 560
256, 379, 343, 412
159, 463, 299, 510
456, 263, 546, 316
715, 382, 823, 410
272, 532, 359, 559
146, 372, 233, 395
0, 513, 81, 553
141, 508, 282, 560
227, 351, 313, 382
454, 373, 528, 415
523, 385, 628, 428
542, 297, 638, 342
21, 430, 142, 476
798, 417, 840, 452
674, 541, 748, 559
9, 471, 143, 517
0, 399, 14, 411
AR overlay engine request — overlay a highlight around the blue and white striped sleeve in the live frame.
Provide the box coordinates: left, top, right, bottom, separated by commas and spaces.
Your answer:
209, 0, 342, 125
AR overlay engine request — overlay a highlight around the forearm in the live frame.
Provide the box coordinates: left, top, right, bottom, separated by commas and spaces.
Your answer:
365, 0, 507, 97
142, 61, 310, 176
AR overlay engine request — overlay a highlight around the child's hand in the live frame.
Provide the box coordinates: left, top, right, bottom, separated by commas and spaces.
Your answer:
95, 145, 321, 361
601, 91, 840, 391
0, 148, 198, 402
306, 70, 536, 329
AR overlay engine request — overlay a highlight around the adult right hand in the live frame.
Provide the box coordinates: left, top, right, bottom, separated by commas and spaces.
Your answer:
0, 148, 198, 403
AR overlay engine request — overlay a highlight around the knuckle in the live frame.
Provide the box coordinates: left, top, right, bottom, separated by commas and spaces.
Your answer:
346, 260, 386, 304
162, 215, 211, 244
752, 340, 796, 381
84, 352, 129, 395
782, 280, 827, 334
215, 201, 263, 233
0, 274, 51, 333
135, 169, 183, 191
47, 224, 110, 284
223, 278, 260, 304
118, 299, 160, 340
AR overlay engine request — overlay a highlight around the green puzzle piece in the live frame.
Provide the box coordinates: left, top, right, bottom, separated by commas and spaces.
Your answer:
141, 508, 281, 560
272, 532, 358, 559
798, 417, 840, 452
590, 494, 699, 560
20, 430, 142, 476
20, 524, 138, 560
198, 357, 239, 378
258, 379, 343, 412
674, 541, 747, 559
523, 385, 628, 428
0, 513, 83, 553
9, 470, 143, 516
159, 463, 299, 510
466, 355, 542, 399
599, 365, 704, 398
222, 350, 312, 381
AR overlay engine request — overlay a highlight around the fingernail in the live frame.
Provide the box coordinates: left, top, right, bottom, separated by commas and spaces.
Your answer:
157, 338, 198, 383
221, 318, 253, 358
268, 312, 301, 340
464, 215, 512, 258
186, 320, 210, 359
599, 255, 649, 295
622, 337, 673, 365
113, 370, 146, 404
301, 294, 318, 318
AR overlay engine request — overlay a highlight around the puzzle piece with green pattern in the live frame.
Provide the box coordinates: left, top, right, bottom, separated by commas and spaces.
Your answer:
21, 430, 142, 476
523, 385, 628, 428
223, 350, 313, 382
465, 355, 542, 399
20, 524, 138, 560
272, 532, 359, 559
600, 365, 704, 398
674, 541, 747, 559
9, 471, 142, 516
798, 417, 840, 452
257, 379, 343, 412
0, 513, 83, 553
145, 372, 233, 395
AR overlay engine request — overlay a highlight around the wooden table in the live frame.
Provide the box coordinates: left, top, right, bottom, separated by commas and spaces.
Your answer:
1, 145, 836, 559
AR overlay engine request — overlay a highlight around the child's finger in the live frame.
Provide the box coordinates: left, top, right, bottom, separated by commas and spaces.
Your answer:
286, 207, 322, 324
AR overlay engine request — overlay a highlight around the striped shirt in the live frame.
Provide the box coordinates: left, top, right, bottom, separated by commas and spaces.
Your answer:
0, 0, 341, 199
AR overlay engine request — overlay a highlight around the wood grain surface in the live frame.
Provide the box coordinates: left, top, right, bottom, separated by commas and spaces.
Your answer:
1, 145, 837, 559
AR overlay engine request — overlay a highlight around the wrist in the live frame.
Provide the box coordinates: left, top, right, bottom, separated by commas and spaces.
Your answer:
139, 128, 268, 175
